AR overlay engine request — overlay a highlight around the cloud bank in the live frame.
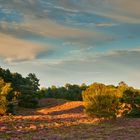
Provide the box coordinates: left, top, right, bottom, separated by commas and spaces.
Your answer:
0, 33, 47, 62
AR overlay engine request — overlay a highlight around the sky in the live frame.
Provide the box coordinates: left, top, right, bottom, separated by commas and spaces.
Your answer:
0, 0, 140, 88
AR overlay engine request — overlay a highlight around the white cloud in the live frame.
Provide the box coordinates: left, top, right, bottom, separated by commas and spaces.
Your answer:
0, 33, 48, 62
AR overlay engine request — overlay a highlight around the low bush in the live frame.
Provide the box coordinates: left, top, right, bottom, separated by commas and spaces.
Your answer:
18, 94, 38, 108
82, 83, 122, 118
0, 96, 8, 115
122, 88, 140, 117
0, 78, 12, 115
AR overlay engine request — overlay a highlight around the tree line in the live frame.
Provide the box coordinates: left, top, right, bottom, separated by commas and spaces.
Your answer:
0, 67, 88, 115
39, 83, 88, 101
0, 67, 40, 115
0, 67, 140, 118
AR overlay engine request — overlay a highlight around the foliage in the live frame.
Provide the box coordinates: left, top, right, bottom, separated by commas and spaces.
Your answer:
0, 67, 40, 110
83, 82, 140, 118
26, 73, 40, 91
18, 94, 38, 108
82, 83, 123, 118
122, 87, 140, 117
0, 78, 12, 115
0, 66, 140, 118
40, 83, 88, 101
17, 74, 40, 108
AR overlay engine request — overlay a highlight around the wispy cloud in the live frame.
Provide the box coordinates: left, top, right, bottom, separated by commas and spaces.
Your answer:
57, 0, 140, 24
0, 33, 48, 62
96, 23, 118, 27
0, 0, 140, 88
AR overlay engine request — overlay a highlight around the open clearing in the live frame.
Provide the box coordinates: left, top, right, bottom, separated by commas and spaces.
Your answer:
0, 98, 140, 140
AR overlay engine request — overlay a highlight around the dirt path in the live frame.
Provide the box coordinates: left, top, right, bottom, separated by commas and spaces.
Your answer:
0, 98, 140, 140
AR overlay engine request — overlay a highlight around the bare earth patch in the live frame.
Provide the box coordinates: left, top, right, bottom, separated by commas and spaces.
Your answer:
0, 98, 140, 140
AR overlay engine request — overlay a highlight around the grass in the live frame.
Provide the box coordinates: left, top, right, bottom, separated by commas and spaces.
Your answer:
0, 98, 140, 140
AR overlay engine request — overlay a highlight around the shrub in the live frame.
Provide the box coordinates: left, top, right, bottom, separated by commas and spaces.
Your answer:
18, 94, 38, 108
82, 83, 122, 118
0, 96, 8, 115
122, 88, 140, 117
0, 78, 12, 115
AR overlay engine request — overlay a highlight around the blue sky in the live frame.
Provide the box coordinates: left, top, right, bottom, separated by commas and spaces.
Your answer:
0, 0, 140, 88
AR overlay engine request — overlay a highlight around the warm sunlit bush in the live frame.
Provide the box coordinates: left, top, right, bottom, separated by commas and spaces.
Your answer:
0, 78, 12, 115
82, 83, 122, 118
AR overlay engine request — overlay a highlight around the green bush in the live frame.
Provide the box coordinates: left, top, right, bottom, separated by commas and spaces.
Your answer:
7, 103, 14, 114
18, 94, 38, 108
122, 88, 140, 117
82, 83, 122, 118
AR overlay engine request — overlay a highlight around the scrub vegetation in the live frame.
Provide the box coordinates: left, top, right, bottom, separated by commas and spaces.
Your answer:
0, 67, 140, 139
